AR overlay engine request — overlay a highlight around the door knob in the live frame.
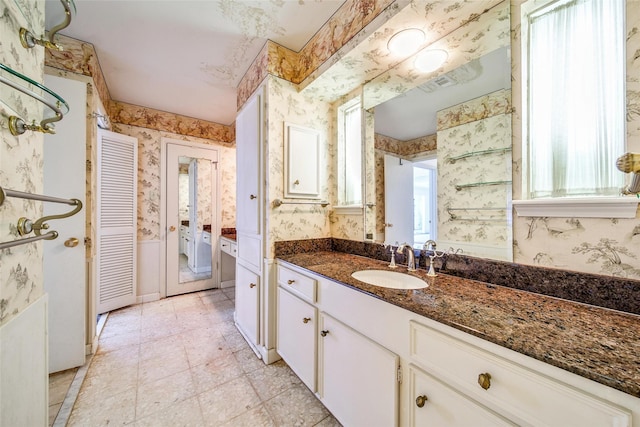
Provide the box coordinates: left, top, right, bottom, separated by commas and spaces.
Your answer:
64, 237, 79, 248
169, 225, 176, 232
249, 283, 256, 288
320, 330, 329, 337
250, 194, 257, 200
302, 317, 311, 324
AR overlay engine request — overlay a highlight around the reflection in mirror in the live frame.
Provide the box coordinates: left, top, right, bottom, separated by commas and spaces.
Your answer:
368, 45, 512, 260
178, 156, 214, 283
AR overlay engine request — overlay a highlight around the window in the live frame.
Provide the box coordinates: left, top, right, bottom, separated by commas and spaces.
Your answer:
337, 98, 363, 206
523, 0, 625, 199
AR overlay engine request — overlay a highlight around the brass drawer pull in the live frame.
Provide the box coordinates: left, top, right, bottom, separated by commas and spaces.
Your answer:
415, 395, 428, 408
287, 279, 295, 285
478, 372, 492, 390
320, 330, 329, 337
249, 283, 256, 288
303, 317, 311, 324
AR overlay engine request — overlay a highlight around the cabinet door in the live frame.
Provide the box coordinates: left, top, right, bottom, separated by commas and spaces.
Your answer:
409, 364, 515, 427
277, 287, 316, 391
235, 264, 260, 346
236, 89, 261, 235
319, 313, 399, 427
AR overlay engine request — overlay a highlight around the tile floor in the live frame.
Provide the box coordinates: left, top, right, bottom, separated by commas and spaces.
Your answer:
49, 367, 78, 426
66, 287, 341, 426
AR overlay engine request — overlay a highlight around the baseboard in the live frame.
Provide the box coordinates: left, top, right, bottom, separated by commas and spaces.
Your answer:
136, 293, 160, 304
221, 279, 235, 289
260, 346, 282, 365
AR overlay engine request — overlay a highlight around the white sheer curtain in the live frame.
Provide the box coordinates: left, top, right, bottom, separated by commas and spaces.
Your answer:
341, 103, 362, 205
528, 0, 625, 198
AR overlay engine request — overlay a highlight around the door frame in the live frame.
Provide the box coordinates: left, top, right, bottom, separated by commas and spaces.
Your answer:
160, 138, 221, 299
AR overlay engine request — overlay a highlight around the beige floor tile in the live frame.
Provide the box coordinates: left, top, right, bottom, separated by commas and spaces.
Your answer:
191, 354, 244, 394
49, 368, 78, 405
141, 298, 175, 315
135, 369, 196, 419
134, 396, 205, 427
69, 386, 137, 426
78, 364, 138, 401
313, 414, 343, 426
246, 360, 302, 401
87, 345, 140, 375
221, 404, 276, 427
183, 333, 232, 367
222, 329, 250, 352
96, 330, 141, 354
264, 383, 330, 427
140, 311, 179, 330
198, 376, 261, 426
199, 289, 229, 304
234, 347, 265, 374
139, 349, 190, 384
49, 402, 62, 426
139, 334, 184, 362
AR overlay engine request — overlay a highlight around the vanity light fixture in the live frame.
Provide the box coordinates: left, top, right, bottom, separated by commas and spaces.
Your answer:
387, 28, 425, 56
414, 49, 449, 72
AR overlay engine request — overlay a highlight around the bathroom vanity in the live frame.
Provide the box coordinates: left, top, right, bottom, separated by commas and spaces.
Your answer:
275, 251, 640, 427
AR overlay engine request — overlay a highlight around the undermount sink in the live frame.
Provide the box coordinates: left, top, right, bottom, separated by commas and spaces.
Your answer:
351, 269, 428, 290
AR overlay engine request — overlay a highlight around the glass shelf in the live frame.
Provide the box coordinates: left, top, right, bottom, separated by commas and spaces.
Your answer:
0, 63, 69, 135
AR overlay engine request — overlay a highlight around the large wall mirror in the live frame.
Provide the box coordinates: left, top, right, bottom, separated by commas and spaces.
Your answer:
361, 0, 513, 261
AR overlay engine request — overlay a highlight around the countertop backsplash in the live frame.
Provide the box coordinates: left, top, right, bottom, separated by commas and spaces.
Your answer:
274, 238, 640, 316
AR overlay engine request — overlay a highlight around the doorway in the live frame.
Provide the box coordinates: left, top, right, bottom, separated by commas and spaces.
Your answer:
164, 141, 220, 297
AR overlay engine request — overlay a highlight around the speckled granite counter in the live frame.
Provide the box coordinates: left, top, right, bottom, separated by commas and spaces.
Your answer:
277, 251, 640, 399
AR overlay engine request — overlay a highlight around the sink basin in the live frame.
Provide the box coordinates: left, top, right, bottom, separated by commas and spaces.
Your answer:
351, 270, 428, 290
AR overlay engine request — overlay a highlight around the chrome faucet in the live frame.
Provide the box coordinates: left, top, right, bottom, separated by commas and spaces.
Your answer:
396, 243, 416, 271
423, 240, 437, 251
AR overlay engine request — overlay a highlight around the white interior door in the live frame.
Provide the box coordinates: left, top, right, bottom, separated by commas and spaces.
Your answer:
43, 74, 86, 373
96, 129, 138, 314
166, 144, 219, 296
384, 154, 414, 246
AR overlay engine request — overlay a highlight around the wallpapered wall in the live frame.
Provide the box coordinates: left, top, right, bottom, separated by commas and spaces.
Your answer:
510, 1, 640, 279
112, 124, 236, 241
437, 90, 512, 258
264, 76, 333, 258
0, 0, 45, 325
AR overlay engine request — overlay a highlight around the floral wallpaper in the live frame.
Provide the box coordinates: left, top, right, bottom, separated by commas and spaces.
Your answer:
112, 123, 236, 241
510, 0, 640, 279
437, 90, 512, 260
0, 0, 45, 325
264, 76, 333, 258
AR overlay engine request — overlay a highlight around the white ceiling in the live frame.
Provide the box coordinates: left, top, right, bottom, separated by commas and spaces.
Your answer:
45, 0, 346, 126
374, 46, 511, 141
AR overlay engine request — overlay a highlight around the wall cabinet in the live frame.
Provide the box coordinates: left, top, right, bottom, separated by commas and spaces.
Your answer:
275, 260, 637, 427
235, 86, 264, 355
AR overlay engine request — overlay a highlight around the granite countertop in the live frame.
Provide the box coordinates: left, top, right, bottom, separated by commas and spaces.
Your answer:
277, 251, 640, 399
221, 233, 236, 241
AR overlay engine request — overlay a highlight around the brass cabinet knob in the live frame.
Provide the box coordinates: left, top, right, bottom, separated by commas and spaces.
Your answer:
249, 283, 256, 288
169, 225, 176, 232
478, 372, 492, 390
250, 194, 257, 200
287, 279, 295, 285
293, 179, 300, 185
415, 395, 428, 408
302, 317, 311, 324
64, 237, 79, 248
320, 330, 329, 337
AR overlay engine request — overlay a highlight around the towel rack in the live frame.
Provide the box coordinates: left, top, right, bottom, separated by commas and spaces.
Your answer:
455, 180, 512, 191
447, 147, 511, 164
0, 186, 82, 249
0, 63, 69, 135
19, 0, 76, 50
273, 199, 329, 208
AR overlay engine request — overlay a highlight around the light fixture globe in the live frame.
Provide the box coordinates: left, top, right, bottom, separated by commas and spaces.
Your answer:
414, 49, 448, 72
387, 28, 425, 56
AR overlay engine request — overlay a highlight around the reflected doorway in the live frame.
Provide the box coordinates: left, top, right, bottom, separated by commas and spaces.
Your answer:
166, 143, 219, 296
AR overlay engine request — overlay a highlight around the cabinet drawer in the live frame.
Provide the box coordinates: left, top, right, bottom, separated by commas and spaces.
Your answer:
408, 364, 515, 427
230, 242, 237, 256
220, 238, 235, 256
409, 321, 631, 426
277, 265, 316, 303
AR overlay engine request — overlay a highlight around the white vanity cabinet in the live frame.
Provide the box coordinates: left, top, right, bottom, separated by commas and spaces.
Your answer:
318, 312, 399, 427
235, 263, 260, 346
276, 287, 316, 390
275, 260, 639, 427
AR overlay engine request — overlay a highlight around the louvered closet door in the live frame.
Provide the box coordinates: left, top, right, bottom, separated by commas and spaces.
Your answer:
96, 129, 138, 314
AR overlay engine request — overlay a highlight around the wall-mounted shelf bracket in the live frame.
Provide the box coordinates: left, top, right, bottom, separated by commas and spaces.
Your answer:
19, 0, 75, 51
